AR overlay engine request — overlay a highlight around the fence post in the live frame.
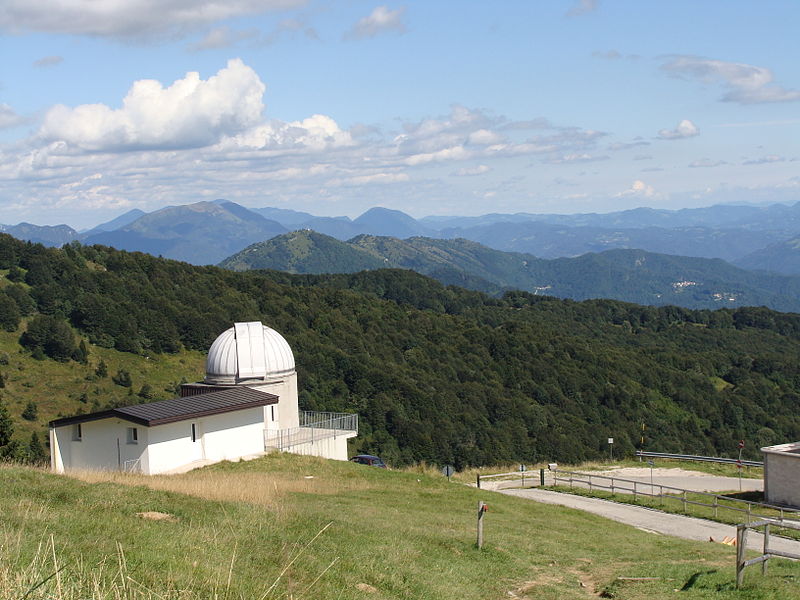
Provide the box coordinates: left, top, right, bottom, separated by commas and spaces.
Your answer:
746, 503, 751, 525
762, 523, 770, 576
682, 490, 687, 513
633, 481, 637, 503
588, 474, 592, 492
736, 523, 748, 589
476, 501, 487, 549
540, 468, 545, 487
477, 474, 481, 489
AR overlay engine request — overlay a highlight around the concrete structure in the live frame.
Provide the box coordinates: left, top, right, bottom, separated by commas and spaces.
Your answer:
50, 322, 357, 474
762, 441, 800, 508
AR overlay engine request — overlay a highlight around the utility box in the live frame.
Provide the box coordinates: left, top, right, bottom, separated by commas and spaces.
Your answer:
761, 441, 800, 508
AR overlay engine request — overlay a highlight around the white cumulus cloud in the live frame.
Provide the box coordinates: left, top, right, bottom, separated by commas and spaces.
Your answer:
661, 56, 800, 104
0, 104, 25, 129
658, 119, 699, 140
343, 6, 406, 40
39, 59, 265, 151
454, 165, 491, 176
616, 180, 657, 198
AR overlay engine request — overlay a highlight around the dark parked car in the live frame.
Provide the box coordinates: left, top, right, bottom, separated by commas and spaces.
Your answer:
350, 454, 387, 468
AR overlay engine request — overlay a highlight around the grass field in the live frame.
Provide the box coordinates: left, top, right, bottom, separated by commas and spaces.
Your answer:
1, 453, 798, 599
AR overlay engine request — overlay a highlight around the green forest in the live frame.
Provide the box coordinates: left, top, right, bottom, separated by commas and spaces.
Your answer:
1, 232, 799, 467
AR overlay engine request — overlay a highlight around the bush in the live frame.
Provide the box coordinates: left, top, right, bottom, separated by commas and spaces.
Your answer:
0, 293, 20, 332
112, 369, 132, 388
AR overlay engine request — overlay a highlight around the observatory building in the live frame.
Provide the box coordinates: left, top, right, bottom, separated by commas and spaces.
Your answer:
49, 322, 358, 475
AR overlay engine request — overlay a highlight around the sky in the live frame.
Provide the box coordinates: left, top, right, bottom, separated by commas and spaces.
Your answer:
1, 1, 799, 229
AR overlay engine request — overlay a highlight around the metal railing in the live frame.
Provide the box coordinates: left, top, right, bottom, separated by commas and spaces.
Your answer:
264, 411, 358, 451
635, 451, 763, 468
736, 519, 800, 588
122, 458, 141, 473
552, 468, 800, 524
476, 469, 547, 489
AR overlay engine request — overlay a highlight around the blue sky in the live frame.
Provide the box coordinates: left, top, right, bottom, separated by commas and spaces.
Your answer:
1, 0, 799, 228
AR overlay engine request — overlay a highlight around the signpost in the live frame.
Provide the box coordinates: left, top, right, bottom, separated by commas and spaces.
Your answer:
442, 465, 455, 482
608, 437, 614, 462
737, 440, 745, 491
519, 464, 526, 487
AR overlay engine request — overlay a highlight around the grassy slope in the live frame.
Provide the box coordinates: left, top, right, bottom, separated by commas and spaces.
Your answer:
1, 454, 797, 599
0, 327, 204, 442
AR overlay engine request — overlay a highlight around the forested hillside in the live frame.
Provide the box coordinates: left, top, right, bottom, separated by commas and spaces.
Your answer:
1, 233, 799, 467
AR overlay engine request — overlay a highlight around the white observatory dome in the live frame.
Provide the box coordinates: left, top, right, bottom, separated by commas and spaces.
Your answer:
205, 322, 295, 385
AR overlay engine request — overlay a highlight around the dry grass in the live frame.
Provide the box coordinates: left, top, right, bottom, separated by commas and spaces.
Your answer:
67, 457, 374, 511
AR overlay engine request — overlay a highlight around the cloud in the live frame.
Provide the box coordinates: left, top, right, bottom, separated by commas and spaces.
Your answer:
633, 154, 652, 161
545, 153, 609, 164
661, 55, 800, 104
0, 0, 305, 40
607, 140, 649, 151
338, 172, 410, 186
343, 6, 406, 40
657, 119, 699, 140
566, 0, 597, 17
39, 58, 265, 151
187, 27, 257, 51
742, 155, 787, 165
616, 179, 656, 198
689, 159, 726, 168
0, 104, 25, 129
454, 165, 491, 176
592, 49, 620, 60
33, 55, 63, 68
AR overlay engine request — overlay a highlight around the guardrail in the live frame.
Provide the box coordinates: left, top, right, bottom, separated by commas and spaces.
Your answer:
552, 468, 799, 524
635, 451, 763, 468
736, 519, 800, 588
265, 411, 358, 451
476, 469, 547, 489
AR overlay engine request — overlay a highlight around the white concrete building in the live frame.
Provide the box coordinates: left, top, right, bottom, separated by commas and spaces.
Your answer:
762, 441, 800, 508
50, 322, 357, 474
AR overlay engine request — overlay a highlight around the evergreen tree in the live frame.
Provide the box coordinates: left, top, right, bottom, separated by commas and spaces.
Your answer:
28, 431, 47, 463
138, 383, 154, 399
0, 398, 13, 448
20, 314, 76, 361
0, 293, 20, 332
95, 359, 108, 378
0, 372, 4, 388
72, 339, 90, 364
21, 401, 38, 421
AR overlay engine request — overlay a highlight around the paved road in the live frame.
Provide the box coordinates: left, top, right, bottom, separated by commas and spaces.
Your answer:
556, 470, 763, 494
500, 487, 800, 557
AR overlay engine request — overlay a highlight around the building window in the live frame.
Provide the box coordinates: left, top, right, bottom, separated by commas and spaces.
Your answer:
72, 423, 82, 441
127, 427, 138, 444
191, 423, 197, 443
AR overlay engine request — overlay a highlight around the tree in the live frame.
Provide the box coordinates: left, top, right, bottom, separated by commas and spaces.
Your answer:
0, 398, 13, 448
28, 431, 47, 463
0, 372, 4, 388
21, 401, 38, 421
0, 294, 20, 332
137, 383, 154, 399
20, 314, 76, 361
95, 359, 108, 378
113, 369, 132, 388
72, 339, 90, 364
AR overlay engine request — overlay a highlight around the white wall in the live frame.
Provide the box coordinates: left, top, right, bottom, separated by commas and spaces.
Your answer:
764, 452, 800, 507
146, 406, 265, 474
252, 373, 299, 429
277, 431, 356, 461
51, 419, 148, 473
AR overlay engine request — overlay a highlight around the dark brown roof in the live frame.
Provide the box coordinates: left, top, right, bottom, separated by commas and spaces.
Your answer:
49, 387, 278, 428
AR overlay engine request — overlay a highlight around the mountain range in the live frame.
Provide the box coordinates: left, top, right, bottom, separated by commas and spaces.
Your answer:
4, 198, 800, 275
220, 230, 800, 312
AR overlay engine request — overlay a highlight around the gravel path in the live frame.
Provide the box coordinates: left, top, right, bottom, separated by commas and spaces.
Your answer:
500, 487, 800, 556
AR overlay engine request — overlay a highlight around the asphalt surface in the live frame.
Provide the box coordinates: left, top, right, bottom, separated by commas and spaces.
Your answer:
500, 487, 800, 556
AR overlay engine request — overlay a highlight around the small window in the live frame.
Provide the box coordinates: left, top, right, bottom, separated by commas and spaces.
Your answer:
270, 406, 276, 422
127, 427, 138, 444
191, 423, 197, 443
72, 423, 82, 441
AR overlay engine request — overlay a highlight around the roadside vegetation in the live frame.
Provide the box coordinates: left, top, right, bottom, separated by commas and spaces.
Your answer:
2, 454, 798, 599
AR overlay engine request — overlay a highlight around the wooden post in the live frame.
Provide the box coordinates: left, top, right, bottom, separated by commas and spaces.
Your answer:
476, 474, 481, 489
736, 524, 748, 589
540, 468, 545, 487
633, 481, 637, 503
682, 490, 687, 513
762, 524, 770, 576
476, 501, 487, 549
713, 497, 718, 519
